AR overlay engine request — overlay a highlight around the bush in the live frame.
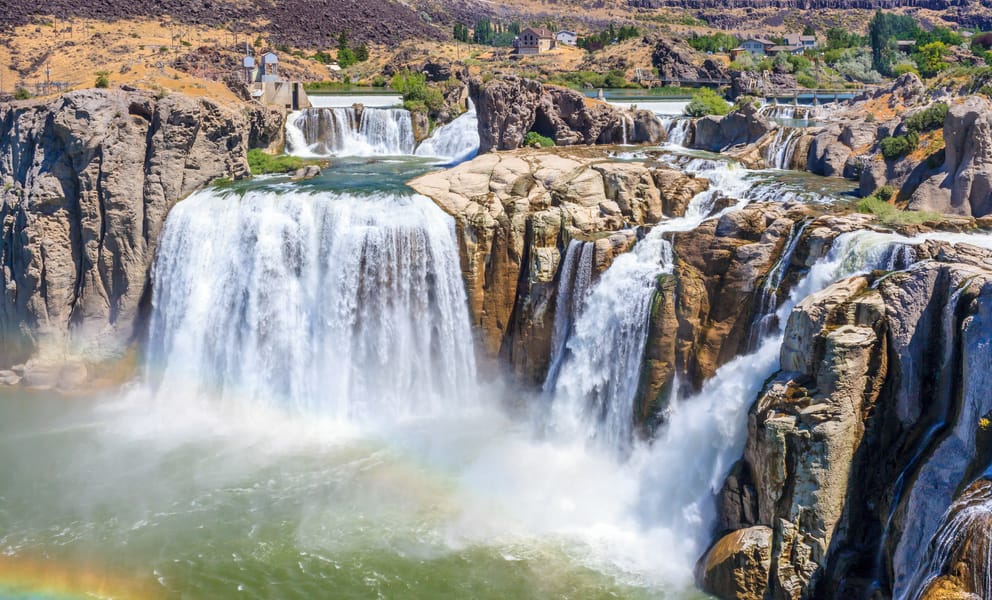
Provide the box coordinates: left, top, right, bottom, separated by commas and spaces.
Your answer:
830, 48, 882, 84
13, 87, 31, 100
857, 187, 939, 226
892, 61, 920, 78
684, 88, 731, 117
94, 70, 110, 89
390, 71, 444, 114
247, 149, 305, 175
880, 132, 919, 160
688, 32, 739, 53
904, 102, 948, 133
524, 132, 555, 147
796, 73, 817, 88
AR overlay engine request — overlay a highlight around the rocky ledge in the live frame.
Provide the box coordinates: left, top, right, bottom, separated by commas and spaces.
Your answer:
409, 147, 707, 380
0, 88, 276, 388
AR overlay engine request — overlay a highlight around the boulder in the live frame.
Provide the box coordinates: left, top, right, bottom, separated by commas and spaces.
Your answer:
692, 103, 774, 152
699, 526, 774, 600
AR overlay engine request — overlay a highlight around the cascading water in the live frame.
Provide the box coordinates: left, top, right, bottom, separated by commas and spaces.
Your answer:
765, 126, 803, 170
147, 187, 476, 421
544, 239, 596, 392
547, 159, 755, 453
629, 229, 928, 573
414, 100, 480, 164
902, 479, 992, 600
660, 117, 692, 147
746, 220, 809, 350
286, 106, 416, 157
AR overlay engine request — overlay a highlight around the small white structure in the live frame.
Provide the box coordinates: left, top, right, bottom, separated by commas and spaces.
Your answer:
556, 31, 577, 46
242, 55, 256, 84
260, 51, 279, 83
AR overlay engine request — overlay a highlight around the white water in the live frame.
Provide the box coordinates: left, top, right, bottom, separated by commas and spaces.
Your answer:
660, 117, 692, 147
747, 220, 809, 350
765, 126, 803, 170
147, 188, 475, 421
544, 239, 596, 393
547, 160, 755, 453
286, 107, 416, 157
627, 229, 930, 574
414, 101, 480, 164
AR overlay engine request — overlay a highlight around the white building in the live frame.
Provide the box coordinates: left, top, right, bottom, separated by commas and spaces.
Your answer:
742, 38, 774, 56
783, 33, 818, 50
556, 31, 577, 46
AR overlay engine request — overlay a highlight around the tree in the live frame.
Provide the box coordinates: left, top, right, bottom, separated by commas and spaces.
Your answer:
94, 70, 110, 88
684, 88, 731, 117
803, 24, 816, 36
355, 43, 369, 62
869, 11, 921, 75
914, 41, 948, 77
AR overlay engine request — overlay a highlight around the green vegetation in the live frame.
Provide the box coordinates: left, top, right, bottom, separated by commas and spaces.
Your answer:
825, 27, 865, 51
914, 41, 949, 78
247, 149, 305, 175
94, 70, 110, 89
390, 71, 444, 114
453, 23, 470, 43
856, 186, 939, 225
302, 81, 353, 92
869, 11, 962, 77
578, 23, 640, 52
547, 69, 634, 89
688, 32, 738, 53
524, 131, 555, 147
684, 88, 730, 117
880, 133, 919, 160
469, 18, 520, 47
334, 32, 369, 68
13, 87, 32, 100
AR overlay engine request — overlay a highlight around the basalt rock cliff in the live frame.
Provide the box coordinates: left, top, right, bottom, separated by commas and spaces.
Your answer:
0, 88, 264, 387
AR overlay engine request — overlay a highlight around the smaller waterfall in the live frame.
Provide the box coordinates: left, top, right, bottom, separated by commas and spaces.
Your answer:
544, 240, 596, 392
414, 101, 480, 164
903, 480, 992, 600
660, 117, 692, 147
286, 106, 416, 157
746, 220, 809, 350
764, 127, 803, 170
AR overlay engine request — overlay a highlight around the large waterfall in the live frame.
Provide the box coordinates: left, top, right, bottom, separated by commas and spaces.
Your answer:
147, 187, 476, 420
286, 107, 416, 157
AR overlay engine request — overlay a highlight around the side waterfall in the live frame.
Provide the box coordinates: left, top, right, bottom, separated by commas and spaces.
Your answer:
765, 127, 803, 170
544, 239, 595, 393
286, 107, 416, 157
147, 188, 476, 420
660, 117, 692, 147
414, 101, 480, 164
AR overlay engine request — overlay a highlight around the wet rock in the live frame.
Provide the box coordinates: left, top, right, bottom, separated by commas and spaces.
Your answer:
699, 526, 773, 600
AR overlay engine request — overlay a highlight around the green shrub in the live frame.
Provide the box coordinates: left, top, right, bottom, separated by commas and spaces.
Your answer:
390, 71, 444, 114
856, 189, 939, 226
684, 88, 731, 117
524, 131, 555, 147
904, 102, 948, 133
880, 132, 919, 160
247, 149, 305, 175
892, 62, 920, 77
796, 73, 817, 88
94, 70, 110, 89
13, 87, 31, 100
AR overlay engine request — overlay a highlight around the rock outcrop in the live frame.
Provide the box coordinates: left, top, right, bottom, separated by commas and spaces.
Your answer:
470, 77, 664, 153
909, 96, 992, 217
0, 88, 252, 386
702, 240, 992, 600
692, 103, 775, 152
408, 147, 705, 381
651, 37, 728, 83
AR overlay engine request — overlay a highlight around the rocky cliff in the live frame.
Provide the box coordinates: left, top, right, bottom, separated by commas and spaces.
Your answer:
700, 239, 992, 600
0, 88, 259, 387
469, 77, 664, 154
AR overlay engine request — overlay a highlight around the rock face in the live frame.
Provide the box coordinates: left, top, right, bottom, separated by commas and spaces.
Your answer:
703, 241, 992, 600
730, 71, 799, 99
651, 37, 728, 83
408, 147, 704, 381
470, 77, 664, 153
692, 103, 774, 152
909, 96, 992, 217
0, 89, 252, 383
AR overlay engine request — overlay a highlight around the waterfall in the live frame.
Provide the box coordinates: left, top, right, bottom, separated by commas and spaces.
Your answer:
286, 107, 416, 157
146, 187, 476, 421
764, 127, 803, 170
746, 220, 809, 350
660, 117, 692, 147
902, 480, 992, 600
631, 230, 922, 568
543, 239, 596, 393
414, 100, 480, 164
547, 160, 754, 453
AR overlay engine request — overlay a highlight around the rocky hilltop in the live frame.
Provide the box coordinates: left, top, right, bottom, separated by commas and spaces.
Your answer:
0, 89, 278, 387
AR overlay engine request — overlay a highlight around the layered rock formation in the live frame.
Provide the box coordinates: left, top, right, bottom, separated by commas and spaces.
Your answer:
651, 37, 729, 83
469, 77, 664, 153
0, 89, 253, 386
408, 147, 706, 381
701, 239, 992, 599
692, 102, 775, 152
